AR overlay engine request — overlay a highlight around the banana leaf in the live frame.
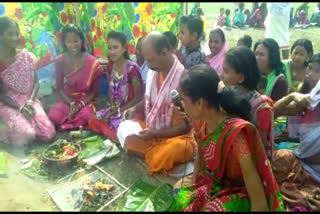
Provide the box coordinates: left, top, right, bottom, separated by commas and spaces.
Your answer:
117, 180, 174, 212
0, 152, 8, 176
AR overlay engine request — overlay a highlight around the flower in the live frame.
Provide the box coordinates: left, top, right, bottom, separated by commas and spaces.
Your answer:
127, 43, 135, 55
133, 3, 140, 8
0, 3, 6, 16
146, 3, 152, 16
91, 19, 96, 31
60, 12, 67, 24
170, 13, 176, 19
132, 25, 140, 38
96, 27, 101, 38
15, 8, 23, 20
117, 15, 121, 21
135, 13, 141, 24
93, 35, 98, 43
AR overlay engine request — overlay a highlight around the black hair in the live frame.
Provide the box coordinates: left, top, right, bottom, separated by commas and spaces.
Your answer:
244, 9, 250, 14
196, 7, 204, 16
180, 64, 252, 121
238, 35, 252, 49
300, 53, 320, 94
107, 30, 130, 60
61, 24, 86, 52
0, 16, 19, 36
163, 31, 178, 50
226, 9, 231, 16
239, 3, 245, 10
209, 28, 226, 44
180, 15, 203, 40
291, 39, 313, 66
225, 47, 260, 91
254, 38, 285, 76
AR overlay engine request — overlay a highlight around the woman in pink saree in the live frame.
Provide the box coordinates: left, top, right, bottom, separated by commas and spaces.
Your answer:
0, 17, 55, 145
204, 28, 228, 76
49, 24, 103, 131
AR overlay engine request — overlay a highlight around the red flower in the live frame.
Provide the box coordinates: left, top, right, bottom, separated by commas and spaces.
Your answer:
127, 43, 135, 55
91, 19, 96, 31
93, 35, 98, 43
60, 12, 67, 24
18, 36, 26, 48
56, 32, 62, 45
68, 14, 72, 23
93, 48, 101, 57
170, 13, 176, 19
15, 8, 23, 20
96, 27, 101, 38
132, 25, 140, 38
102, 4, 108, 13
117, 15, 121, 21
141, 31, 147, 37
146, 3, 153, 16
41, 12, 48, 17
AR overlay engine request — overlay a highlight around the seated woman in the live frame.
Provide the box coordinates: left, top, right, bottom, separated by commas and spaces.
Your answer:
221, 47, 274, 159
171, 64, 284, 211
88, 31, 144, 142
0, 17, 55, 145
204, 28, 228, 76
49, 24, 104, 131
254, 38, 288, 102
283, 39, 313, 93
272, 53, 320, 211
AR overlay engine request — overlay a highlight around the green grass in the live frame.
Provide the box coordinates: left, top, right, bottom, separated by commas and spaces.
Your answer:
186, 2, 320, 53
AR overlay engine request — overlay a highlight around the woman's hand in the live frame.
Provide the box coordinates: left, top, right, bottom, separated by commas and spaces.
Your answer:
123, 106, 137, 120
24, 100, 35, 116
136, 129, 156, 141
102, 106, 117, 123
290, 92, 312, 108
21, 106, 33, 121
68, 102, 82, 120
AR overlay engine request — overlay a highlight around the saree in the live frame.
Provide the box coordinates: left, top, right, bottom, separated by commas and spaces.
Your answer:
204, 28, 228, 76
88, 61, 143, 140
49, 54, 103, 130
124, 58, 196, 174
172, 118, 284, 212
248, 90, 274, 159
0, 50, 55, 144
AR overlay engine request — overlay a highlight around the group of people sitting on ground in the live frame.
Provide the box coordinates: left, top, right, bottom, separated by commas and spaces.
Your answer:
1, 12, 320, 211
290, 3, 320, 27
215, 3, 267, 29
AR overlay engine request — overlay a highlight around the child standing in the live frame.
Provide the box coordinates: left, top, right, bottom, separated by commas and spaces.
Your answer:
178, 15, 206, 69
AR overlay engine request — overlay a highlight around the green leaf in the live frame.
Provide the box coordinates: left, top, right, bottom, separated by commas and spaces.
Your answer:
118, 180, 174, 212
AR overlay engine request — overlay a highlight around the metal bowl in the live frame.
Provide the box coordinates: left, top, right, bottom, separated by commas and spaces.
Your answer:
42, 143, 82, 172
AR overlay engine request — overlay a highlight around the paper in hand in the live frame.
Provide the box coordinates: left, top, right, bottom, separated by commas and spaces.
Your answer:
117, 120, 143, 148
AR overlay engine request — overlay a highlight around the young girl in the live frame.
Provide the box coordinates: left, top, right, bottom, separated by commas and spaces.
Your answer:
215, 8, 226, 27
254, 38, 288, 102
204, 28, 228, 75
172, 64, 284, 211
221, 47, 274, 159
88, 31, 143, 142
283, 39, 313, 92
49, 24, 104, 131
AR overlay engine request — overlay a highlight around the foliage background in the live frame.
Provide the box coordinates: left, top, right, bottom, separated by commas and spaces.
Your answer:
0, 2, 183, 68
